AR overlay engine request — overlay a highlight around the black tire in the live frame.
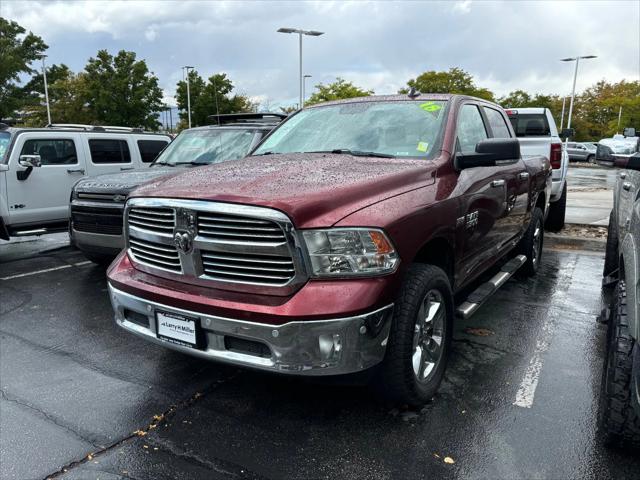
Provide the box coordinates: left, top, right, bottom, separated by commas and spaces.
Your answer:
374, 264, 453, 406
518, 207, 544, 277
603, 210, 619, 280
545, 182, 567, 232
83, 252, 114, 266
587, 154, 595, 164
598, 280, 640, 448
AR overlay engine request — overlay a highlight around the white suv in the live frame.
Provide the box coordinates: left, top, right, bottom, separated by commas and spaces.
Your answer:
506, 108, 569, 231
0, 124, 170, 239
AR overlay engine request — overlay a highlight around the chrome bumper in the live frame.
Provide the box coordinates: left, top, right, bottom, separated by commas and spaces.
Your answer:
108, 285, 394, 376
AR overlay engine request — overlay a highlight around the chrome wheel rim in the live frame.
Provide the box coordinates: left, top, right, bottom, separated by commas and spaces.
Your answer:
412, 289, 445, 383
532, 222, 542, 266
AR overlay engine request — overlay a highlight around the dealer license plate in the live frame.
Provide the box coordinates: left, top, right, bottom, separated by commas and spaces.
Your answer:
156, 311, 198, 347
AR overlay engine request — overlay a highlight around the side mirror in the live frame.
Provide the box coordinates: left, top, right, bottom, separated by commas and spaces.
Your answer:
623, 127, 636, 138
456, 138, 520, 169
559, 128, 575, 140
19, 154, 42, 168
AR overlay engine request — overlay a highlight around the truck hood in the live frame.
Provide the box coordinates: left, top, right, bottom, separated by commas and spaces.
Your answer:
73, 167, 179, 195
130, 153, 436, 228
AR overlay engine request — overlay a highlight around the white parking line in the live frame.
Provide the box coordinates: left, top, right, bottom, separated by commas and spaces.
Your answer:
0, 261, 92, 281
513, 314, 555, 408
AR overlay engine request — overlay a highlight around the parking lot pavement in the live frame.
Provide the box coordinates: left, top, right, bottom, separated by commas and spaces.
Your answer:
566, 167, 615, 226
1, 239, 639, 479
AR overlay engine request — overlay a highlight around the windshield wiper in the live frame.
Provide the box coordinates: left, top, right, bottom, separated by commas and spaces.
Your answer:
170, 161, 211, 166
313, 149, 396, 158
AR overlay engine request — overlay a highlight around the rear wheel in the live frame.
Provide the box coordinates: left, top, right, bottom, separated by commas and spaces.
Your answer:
598, 280, 640, 448
374, 264, 453, 406
587, 154, 595, 164
518, 207, 544, 277
545, 182, 567, 232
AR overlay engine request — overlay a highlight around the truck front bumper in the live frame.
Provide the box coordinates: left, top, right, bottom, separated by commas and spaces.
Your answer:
108, 284, 394, 376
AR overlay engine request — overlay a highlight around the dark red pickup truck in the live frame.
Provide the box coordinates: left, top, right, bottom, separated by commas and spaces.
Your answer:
107, 94, 550, 405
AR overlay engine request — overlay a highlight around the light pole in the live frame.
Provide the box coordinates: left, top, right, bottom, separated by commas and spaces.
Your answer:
560, 55, 597, 136
40, 55, 51, 125
559, 96, 567, 130
277, 28, 324, 110
182, 66, 194, 128
303, 74, 312, 105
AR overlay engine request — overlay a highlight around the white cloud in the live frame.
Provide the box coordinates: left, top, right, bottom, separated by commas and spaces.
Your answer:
2, 0, 638, 105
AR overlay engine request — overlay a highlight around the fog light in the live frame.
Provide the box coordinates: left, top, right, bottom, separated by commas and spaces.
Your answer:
318, 334, 342, 361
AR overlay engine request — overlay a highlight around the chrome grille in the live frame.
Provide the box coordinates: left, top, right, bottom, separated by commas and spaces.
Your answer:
201, 250, 295, 285
129, 207, 175, 234
129, 237, 181, 273
197, 213, 286, 244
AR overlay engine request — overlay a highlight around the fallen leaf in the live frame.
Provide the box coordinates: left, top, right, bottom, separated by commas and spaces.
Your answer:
444, 457, 455, 464
133, 430, 147, 437
153, 414, 164, 421
86, 454, 93, 460
433, 453, 440, 459
143, 445, 149, 449
464, 327, 494, 337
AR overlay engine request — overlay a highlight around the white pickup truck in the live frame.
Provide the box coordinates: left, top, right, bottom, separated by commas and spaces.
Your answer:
506, 108, 568, 231
0, 124, 170, 240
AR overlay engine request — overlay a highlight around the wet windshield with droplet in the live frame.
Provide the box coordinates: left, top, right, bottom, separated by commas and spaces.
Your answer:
254, 101, 447, 158
153, 128, 259, 166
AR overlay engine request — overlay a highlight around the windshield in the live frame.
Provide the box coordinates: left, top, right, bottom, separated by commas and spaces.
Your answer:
152, 128, 259, 166
600, 139, 638, 155
253, 100, 447, 158
0, 131, 11, 162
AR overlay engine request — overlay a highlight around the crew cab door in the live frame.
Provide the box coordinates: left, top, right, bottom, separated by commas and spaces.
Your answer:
81, 136, 140, 177
6, 132, 86, 227
617, 168, 640, 239
455, 104, 522, 283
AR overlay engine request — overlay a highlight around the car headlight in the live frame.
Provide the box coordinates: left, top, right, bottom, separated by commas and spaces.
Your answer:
302, 228, 399, 277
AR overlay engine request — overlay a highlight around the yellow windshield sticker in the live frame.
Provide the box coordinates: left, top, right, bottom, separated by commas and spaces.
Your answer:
420, 102, 441, 112
416, 142, 429, 152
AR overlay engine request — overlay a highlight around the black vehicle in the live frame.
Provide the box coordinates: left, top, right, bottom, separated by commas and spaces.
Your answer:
69, 113, 285, 264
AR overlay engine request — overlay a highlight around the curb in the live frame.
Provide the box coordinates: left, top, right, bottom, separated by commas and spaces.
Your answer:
544, 233, 606, 252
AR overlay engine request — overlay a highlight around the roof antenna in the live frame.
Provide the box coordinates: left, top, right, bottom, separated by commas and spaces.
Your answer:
407, 86, 421, 98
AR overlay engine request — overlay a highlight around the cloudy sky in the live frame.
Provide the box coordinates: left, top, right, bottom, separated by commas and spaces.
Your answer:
3, 0, 639, 110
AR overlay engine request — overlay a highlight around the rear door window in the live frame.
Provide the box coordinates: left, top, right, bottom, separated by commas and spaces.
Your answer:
20, 139, 78, 165
483, 107, 512, 138
137, 139, 168, 163
89, 139, 131, 164
508, 113, 550, 137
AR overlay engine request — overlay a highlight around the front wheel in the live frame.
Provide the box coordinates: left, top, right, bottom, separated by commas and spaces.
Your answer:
598, 280, 640, 448
374, 264, 453, 406
519, 207, 544, 277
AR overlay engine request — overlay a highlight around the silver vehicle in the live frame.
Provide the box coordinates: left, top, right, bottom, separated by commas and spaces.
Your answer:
600, 150, 640, 448
69, 114, 285, 264
566, 141, 596, 162
0, 123, 170, 239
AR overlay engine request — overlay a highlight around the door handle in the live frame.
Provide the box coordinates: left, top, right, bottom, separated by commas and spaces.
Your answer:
623, 182, 632, 191
67, 168, 85, 174
120, 167, 134, 171
491, 179, 506, 188
620, 172, 627, 179
518, 172, 530, 181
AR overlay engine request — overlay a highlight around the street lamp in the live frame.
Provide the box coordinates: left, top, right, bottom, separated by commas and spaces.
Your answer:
277, 28, 324, 109
303, 74, 312, 105
40, 55, 51, 125
182, 65, 194, 128
560, 55, 597, 136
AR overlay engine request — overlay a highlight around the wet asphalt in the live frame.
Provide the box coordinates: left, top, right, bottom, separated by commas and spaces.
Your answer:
1, 236, 639, 480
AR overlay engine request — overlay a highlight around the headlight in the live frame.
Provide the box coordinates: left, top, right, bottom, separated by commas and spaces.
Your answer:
302, 228, 399, 277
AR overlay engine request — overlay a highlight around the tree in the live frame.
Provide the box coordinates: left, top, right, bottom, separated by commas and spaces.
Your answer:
279, 105, 298, 114
175, 71, 256, 128
0, 17, 48, 120
305, 77, 373, 106
400, 67, 495, 101
83, 50, 164, 129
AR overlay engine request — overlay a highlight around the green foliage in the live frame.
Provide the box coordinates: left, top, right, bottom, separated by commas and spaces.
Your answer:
175, 71, 256, 128
400, 67, 495, 101
305, 77, 373, 106
279, 105, 298, 114
0, 17, 48, 120
83, 50, 164, 129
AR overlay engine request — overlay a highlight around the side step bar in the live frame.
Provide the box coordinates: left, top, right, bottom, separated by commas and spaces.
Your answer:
456, 254, 527, 320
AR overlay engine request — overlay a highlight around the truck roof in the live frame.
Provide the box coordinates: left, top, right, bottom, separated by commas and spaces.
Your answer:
307, 93, 471, 108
